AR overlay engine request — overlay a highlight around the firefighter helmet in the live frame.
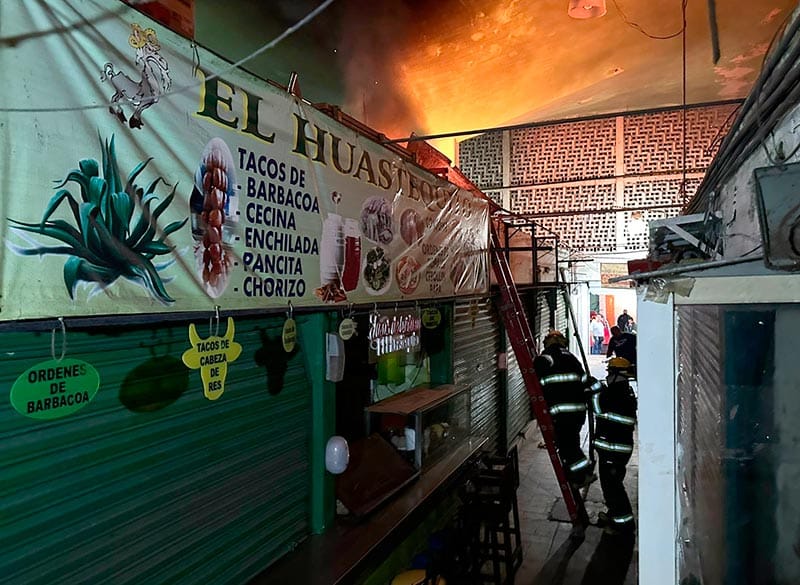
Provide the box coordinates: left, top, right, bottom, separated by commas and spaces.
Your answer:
607, 357, 632, 371
543, 330, 567, 348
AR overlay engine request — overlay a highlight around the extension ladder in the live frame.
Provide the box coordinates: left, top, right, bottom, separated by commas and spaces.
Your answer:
489, 223, 588, 528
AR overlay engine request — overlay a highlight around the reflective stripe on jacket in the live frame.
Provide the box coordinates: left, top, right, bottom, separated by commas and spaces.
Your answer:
592, 379, 637, 452
533, 346, 592, 417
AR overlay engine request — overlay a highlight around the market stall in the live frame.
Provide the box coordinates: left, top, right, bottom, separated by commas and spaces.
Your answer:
0, 2, 493, 583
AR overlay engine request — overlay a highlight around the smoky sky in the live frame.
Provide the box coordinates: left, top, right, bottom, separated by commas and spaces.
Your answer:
335, 0, 424, 137
198, 0, 461, 138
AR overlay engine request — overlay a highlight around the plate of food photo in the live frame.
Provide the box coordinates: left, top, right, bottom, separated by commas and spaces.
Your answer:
362, 246, 392, 295
395, 255, 421, 295
360, 196, 394, 245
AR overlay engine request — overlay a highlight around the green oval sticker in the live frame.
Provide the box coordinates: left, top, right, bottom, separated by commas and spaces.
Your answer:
10, 358, 100, 420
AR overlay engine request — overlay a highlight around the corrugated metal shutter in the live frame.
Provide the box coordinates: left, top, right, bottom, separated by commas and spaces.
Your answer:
453, 297, 501, 452
536, 290, 552, 342
554, 287, 569, 337
1, 314, 311, 585
504, 338, 531, 449
676, 305, 724, 585
502, 288, 544, 450
529, 287, 568, 342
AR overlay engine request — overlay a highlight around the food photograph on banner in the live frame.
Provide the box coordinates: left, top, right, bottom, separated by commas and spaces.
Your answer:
0, 1, 490, 321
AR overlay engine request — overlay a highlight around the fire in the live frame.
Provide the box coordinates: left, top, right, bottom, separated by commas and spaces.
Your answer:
337, 0, 618, 163
333, 0, 779, 166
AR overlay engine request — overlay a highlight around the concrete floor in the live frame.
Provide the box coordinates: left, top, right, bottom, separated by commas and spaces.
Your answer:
513, 354, 639, 585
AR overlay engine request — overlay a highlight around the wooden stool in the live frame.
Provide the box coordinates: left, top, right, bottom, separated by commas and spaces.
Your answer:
470, 449, 523, 585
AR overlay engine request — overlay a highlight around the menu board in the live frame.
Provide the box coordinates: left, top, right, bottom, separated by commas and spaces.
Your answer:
0, 0, 489, 321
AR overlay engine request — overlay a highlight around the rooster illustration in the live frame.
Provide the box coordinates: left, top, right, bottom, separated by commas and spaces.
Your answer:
101, 23, 172, 129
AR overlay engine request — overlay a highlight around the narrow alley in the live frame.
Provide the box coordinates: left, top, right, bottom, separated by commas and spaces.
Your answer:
514, 354, 638, 585
3, 3, 797, 584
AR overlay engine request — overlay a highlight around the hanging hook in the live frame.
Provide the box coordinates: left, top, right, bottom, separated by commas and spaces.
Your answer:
287, 300, 294, 319
347, 302, 354, 319
50, 317, 66, 362
209, 305, 221, 337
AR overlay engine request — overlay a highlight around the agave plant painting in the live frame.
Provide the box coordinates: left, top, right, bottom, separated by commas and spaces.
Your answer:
8, 135, 187, 303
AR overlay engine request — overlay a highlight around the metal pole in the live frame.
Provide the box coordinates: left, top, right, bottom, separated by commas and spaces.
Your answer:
532, 223, 538, 285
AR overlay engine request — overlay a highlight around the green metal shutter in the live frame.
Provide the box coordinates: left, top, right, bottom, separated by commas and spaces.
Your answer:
453, 298, 501, 452
1, 314, 311, 585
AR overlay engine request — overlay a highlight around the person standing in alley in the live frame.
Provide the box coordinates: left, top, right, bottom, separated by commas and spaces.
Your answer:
616, 309, 632, 333
606, 326, 637, 377
590, 314, 605, 355
601, 313, 611, 352
534, 330, 600, 489
592, 357, 637, 535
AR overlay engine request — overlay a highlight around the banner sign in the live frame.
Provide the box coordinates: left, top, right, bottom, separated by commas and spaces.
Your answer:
0, 1, 489, 322
599, 263, 633, 289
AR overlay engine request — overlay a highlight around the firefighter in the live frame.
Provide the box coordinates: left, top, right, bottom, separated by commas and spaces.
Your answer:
592, 357, 637, 534
533, 330, 600, 489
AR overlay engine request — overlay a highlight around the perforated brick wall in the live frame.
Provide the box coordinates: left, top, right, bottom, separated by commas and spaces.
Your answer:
457, 103, 736, 253
622, 207, 681, 251
511, 183, 616, 215
623, 104, 738, 174
510, 118, 616, 185
622, 177, 701, 250
485, 190, 503, 207
532, 213, 619, 253
623, 177, 702, 208
458, 132, 503, 188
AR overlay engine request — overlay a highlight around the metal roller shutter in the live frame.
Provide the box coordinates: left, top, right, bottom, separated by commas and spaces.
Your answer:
554, 287, 570, 337
1, 314, 311, 585
536, 290, 552, 342
504, 338, 531, 450
676, 305, 723, 585
453, 298, 502, 452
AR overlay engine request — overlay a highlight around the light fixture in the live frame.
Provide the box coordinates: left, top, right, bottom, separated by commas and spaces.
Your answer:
628, 211, 647, 237
325, 436, 350, 474
568, 0, 607, 19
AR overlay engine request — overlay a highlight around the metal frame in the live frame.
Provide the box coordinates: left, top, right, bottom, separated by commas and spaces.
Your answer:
495, 214, 561, 286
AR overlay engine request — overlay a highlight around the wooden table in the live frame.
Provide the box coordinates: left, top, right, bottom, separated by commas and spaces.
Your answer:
252, 436, 488, 585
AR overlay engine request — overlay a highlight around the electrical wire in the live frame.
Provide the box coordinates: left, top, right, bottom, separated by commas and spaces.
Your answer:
611, 0, 687, 40
753, 9, 794, 166
0, 0, 336, 113
680, 0, 688, 204
687, 8, 800, 214
738, 243, 763, 257
703, 103, 742, 157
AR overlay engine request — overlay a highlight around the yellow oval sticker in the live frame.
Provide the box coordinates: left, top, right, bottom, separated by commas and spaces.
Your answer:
339, 318, 357, 340
421, 308, 442, 329
282, 318, 297, 352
